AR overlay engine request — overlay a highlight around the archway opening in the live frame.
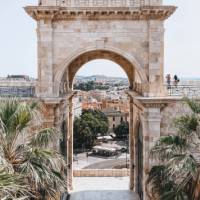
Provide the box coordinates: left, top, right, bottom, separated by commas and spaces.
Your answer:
72, 59, 131, 191
59, 50, 144, 196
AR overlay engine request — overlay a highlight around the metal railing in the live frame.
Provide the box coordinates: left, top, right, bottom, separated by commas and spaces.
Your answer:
0, 84, 199, 98
0, 86, 36, 98
166, 85, 200, 98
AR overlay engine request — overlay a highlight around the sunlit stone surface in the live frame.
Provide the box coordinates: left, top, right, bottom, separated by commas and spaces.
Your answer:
70, 177, 139, 200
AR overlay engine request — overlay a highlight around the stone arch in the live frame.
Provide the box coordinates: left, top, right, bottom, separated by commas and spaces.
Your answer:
54, 45, 148, 94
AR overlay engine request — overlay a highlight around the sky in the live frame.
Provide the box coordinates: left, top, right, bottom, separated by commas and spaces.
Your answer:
0, 1, 199, 78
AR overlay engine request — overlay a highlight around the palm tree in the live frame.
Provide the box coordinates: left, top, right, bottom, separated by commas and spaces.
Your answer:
0, 98, 67, 200
147, 98, 200, 200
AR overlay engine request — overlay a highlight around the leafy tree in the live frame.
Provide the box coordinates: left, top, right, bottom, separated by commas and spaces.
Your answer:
114, 121, 129, 139
0, 98, 67, 200
147, 98, 200, 200
73, 109, 109, 149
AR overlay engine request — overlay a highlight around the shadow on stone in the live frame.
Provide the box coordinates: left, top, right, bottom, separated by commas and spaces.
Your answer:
70, 190, 139, 200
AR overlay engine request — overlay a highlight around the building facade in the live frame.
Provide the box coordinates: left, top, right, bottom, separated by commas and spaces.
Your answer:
103, 108, 128, 131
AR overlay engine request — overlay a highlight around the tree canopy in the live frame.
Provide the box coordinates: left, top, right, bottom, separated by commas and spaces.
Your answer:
73, 109, 109, 150
74, 81, 109, 91
114, 121, 129, 139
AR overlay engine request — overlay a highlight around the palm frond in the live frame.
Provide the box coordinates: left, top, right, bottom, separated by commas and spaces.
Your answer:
0, 98, 67, 199
148, 99, 200, 200
0, 170, 32, 200
150, 135, 187, 161
184, 97, 200, 114
175, 114, 198, 136
29, 128, 58, 148
19, 147, 67, 198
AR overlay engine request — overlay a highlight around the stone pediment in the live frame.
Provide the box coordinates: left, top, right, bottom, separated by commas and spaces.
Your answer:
25, 6, 176, 21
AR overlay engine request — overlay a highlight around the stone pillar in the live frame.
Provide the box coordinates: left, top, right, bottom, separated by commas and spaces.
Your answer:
129, 97, 134, 190
133, 108, 139, 193
141, 106, 162, 200
67, 97, 74, 190
148, 20, 166, 97
37, 19, 54, 97
42, 100, 62, 149
53, 105, 61, 150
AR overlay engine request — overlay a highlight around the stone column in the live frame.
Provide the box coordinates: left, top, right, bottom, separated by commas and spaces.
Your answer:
133, 108, 139, 193
129, 97, 134, 190
67, 97, 74, 190
53, 105, 61, 150
42, 100, 62, 149
148, 20, 166, 97
37, 19, 54, 97
141, 106, 162, 199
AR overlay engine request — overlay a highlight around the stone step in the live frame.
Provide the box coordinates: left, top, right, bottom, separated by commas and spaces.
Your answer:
69, 190, 139, 200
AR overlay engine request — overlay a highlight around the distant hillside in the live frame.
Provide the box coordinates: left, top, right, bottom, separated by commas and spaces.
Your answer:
75, 75, 128, 80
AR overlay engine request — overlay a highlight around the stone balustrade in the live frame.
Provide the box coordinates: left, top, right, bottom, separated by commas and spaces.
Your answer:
73, 169, 130, 177
0, 86, 35, 97
58, 0, 141, 7
1, 78, 199, 98
39, 0, 164, 7
167, 85, 200, 98
40, 0, 142, 7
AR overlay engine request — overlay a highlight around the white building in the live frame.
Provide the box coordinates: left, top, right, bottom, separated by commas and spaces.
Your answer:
73, 96, 82, 117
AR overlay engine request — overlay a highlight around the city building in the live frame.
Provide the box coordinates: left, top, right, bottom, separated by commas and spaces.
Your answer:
73, 96, 82, 117
103, 108, 128, 132
82, 100, 103, 110
102, 99, 129, 113
0, 75, 36, 97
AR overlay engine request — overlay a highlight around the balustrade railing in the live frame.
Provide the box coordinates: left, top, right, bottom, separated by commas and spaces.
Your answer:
40, 0, 142, 7
1, 82, 199, 98
166, 85, 200, 98
0, 86, 35, 98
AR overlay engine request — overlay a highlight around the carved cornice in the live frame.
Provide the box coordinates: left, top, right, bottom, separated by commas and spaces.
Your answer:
137, 97, 179, 110
24, 6, 176, 21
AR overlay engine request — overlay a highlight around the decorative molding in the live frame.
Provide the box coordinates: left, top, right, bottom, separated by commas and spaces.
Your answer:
25, 6, 176, 21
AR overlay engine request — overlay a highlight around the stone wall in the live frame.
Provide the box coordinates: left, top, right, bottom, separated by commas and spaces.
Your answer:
160, 100, 191, 136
